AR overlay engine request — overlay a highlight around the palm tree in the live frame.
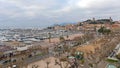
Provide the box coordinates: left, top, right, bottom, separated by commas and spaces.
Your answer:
46, 61, 50, 68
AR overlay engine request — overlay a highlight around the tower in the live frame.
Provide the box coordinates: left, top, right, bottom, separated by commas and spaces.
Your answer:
93, 17, 95, 22
109, 17, 113, 24
110, 17, 113, 28
110, 17, 113, 22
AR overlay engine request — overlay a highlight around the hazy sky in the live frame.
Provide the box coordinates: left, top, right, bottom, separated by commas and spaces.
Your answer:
0, 0, 120, 28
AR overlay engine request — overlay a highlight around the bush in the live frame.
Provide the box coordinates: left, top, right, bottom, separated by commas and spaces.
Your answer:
88, 63, 93, 67
98, 27, 111, 35
106, 59, 118, 63
80, 59, 85, 64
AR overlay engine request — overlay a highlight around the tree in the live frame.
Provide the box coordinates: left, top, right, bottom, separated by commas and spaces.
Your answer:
59, 36, 65, 43
98, 26, 105, 34
32, 65, 39, 68
98, 26, 111, 35
105, 29, 111, 35
66, 35, 69, 39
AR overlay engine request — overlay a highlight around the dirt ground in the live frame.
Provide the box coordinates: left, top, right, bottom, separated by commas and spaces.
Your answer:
44, 33, 83, 43
75, 38, 106, 56
27, 57, 69, 68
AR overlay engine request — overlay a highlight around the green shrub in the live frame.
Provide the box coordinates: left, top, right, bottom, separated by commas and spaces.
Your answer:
106, 59, 118, 63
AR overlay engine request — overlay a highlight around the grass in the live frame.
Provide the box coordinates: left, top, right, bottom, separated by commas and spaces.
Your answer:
35, 53, 44, 56
80, 59, 85, 64
106, 59, 118, 63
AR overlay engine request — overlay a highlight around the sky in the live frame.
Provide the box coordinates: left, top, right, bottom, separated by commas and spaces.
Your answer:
0, 0, 120, 29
